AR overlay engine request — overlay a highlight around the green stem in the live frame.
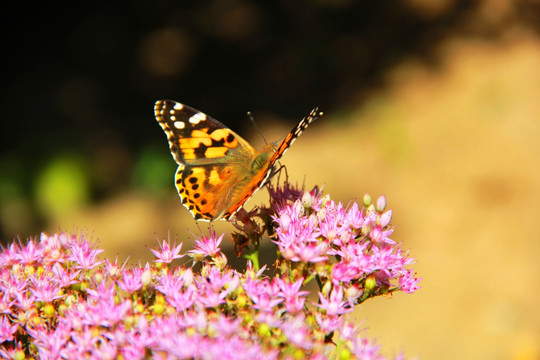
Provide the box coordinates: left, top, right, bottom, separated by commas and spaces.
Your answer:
303, 273, 315, 286
243, 247, 260, 271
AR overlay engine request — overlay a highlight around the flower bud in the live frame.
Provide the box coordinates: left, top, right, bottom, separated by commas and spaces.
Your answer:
152, 302, 165, 315
64, 294, 76, 307
302, 190, 313, 208
213, 253, 228, 270
293, 200, 305, 216
237, 293, 248, 309
321, 281, 332, 296
363, 193, 372, 207
14, 350, 25, 360
317, 208, 327, 222
321, 194, 331, 207
24, 265, 35, 276
93, 271, 103, 284
345, 285, 363, 304
293, 349, 305, 359
365, 275, 377, 292
134, 303, 144, 314
141, 267, 152, 286
339, 348, 352, 360
376, 195, 387, 211
43, 303, 55, 317
258, 323, 271, 337
183, 268, 194, 286
379, 210, 392, 227
361, 225, 371, 237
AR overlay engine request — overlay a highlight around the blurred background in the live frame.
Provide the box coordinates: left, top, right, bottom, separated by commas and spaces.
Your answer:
2, 1, 539, 358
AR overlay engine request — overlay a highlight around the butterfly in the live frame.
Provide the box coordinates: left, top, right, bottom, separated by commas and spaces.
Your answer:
154, 100, 321, 221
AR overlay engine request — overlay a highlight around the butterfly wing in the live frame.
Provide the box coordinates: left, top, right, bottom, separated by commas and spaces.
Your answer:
268, 107, 321, 166
154, 100, 255, 165
155, 100, 257, 220
217, 107, 323, 219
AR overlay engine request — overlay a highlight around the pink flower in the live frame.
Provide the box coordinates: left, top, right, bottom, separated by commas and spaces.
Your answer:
68, 237, 104, 270
0, 182, 420, 360
0, 315, 18, 343
244, 277, 283, 312
331, 261, 362, 285
157, 273, 196, 311
0, 341, 24, 359
30, 274, 64, 302
346, 202, 366, 229
0, 293, 15, 315
369, 225, 396, 245
16, 292, 35, 310
350, 337, 385, 360
280, 315, 313, 350
0, 242, 22, 266
150, 238, 184, 264
40, 233, 67, 264
15, 239, 43, 264
267, 182, 305, 213
199, 290, 227, 308
214, 316, 242, 338
28, 321, 71, 359
117, 267, 144, 293
273, 202, 327, 263
0, 272, 28, 302
316, 286, 351, 316
315, 312, 343, 333
79, 295, 132, 328
399, 269, 422, 294
104, 256, 125, 278
85, 280, 116, 302
91, 337, 118, 359
188, 229, 224, 258
51, 263, 80, 287
275, 277, 309, 313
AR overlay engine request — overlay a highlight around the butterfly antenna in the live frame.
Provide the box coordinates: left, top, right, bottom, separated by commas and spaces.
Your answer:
247, 111, 269, 145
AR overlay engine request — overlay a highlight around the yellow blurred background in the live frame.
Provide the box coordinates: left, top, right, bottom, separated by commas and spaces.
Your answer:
2, 1, 540, 359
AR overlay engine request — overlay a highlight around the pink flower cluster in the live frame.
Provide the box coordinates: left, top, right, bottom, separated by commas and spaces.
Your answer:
270, 186, 421, 304
0, 185, 420, 359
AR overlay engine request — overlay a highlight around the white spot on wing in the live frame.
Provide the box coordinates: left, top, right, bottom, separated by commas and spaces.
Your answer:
189, 112, 206, 124
174, 103, 184, 110
174, 121, 185, 129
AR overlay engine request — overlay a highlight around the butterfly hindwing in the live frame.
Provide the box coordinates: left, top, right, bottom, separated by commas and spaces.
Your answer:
175, 163, 241, 221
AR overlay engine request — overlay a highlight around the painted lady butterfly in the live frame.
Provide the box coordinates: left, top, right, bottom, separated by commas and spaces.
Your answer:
154, 100, 321, 221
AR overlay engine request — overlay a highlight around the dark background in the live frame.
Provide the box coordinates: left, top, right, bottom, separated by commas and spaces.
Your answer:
2, 0, 504, 240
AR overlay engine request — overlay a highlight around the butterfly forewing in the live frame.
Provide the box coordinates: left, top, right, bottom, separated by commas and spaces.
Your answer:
269, 107, 321, 165
154, 100, 253, 165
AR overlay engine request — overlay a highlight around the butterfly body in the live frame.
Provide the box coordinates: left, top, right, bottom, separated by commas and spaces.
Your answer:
154, 100, 320, 221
